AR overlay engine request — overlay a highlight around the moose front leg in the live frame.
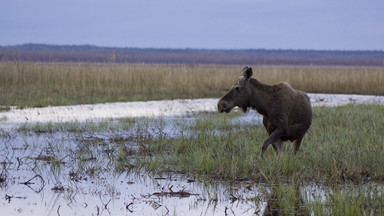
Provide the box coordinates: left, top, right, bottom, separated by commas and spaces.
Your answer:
272, 139, 282, 155
261, 128, 283, 157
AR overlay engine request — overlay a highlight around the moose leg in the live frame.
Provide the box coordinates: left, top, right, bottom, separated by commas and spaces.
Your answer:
272, 139, 282, 155
261, 129, 283, 157
292, 138, 303, 154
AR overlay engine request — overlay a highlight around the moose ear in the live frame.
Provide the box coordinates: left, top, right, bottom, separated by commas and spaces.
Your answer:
241, 66, 253, 79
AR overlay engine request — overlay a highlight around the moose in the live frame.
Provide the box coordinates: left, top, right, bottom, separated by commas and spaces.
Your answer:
217, 66, 312, 156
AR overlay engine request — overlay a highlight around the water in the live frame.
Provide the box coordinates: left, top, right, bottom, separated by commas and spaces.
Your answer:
1, 93, 384, 129
1, 130, 268, 216
1, 93, 384, 215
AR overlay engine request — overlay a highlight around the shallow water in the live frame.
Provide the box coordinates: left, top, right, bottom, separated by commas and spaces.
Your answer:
0, 130, 269, 216
1, 94, 384, 215
1, 93, 384, 130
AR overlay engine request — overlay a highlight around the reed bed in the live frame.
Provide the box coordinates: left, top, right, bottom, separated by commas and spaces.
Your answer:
0, 62, 383, 107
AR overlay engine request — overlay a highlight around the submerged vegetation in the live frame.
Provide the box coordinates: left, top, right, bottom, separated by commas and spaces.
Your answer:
16, 104, 384, 184
0, 62, 383, 107
8, 104, 384, 215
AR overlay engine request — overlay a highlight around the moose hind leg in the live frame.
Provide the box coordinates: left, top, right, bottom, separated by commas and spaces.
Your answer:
292, 138, 303, 154
272, 139, 282, 155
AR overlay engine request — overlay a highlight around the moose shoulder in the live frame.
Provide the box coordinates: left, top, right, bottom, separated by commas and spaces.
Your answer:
217, 66, 312, 156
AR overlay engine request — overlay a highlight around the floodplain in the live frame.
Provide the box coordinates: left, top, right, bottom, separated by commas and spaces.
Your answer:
1, 62, 384, 215
1, 93, 384, 215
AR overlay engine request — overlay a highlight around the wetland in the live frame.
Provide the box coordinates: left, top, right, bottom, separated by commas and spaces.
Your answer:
1, 94, 384, 215
1, 62, 384, 215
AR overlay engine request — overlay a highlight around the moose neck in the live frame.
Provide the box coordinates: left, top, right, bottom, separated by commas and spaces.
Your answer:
248, 79, 273, 116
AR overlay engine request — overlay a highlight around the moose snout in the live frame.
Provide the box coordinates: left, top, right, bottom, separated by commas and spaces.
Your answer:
217, 101, 231, 113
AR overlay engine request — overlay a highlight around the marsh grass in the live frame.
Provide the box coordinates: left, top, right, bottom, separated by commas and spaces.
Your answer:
124, 104, 384, 215
17, 120, 111, 133
0, 106, 10, 112
1, 62, 383, 107
16, 104, 384, 184
16, 118, 138, 134
9, 105, 384, 215
131, 104, 384, 184
265, 182, 384, 215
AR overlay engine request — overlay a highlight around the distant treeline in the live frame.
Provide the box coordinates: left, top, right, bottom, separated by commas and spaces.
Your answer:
1, 43, 384, 66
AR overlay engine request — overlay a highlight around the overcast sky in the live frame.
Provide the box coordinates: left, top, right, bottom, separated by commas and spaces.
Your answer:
1, 0, 383, 50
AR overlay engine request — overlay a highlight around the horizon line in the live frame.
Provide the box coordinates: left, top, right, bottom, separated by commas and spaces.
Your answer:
1, 43, 383, 53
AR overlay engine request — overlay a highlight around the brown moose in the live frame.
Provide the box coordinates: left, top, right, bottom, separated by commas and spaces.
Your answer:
217, 66, 312, 156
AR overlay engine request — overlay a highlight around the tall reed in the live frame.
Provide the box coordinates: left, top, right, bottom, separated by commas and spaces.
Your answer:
0, 62, 383, 107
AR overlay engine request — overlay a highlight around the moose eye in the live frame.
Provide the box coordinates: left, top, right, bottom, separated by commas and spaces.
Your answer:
235, 86, 240, 91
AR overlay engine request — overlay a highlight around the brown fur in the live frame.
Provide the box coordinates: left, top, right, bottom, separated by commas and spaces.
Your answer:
217, 66, 312, 156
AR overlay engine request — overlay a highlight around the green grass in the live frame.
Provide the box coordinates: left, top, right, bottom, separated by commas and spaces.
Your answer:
264, 182, 384, 215
1, 62, 383, 107
125, 104, 384, 215
16, 104, 383, 184
315, 184, 384, 216
127, 104, 384, 184
12, 105, 384, 215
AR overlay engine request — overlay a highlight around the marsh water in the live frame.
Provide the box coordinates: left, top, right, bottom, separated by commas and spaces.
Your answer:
1, 118, 271, 216
1, 93, 384, 215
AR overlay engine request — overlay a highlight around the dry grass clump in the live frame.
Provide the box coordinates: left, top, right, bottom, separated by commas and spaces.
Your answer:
0, 62, 383, 107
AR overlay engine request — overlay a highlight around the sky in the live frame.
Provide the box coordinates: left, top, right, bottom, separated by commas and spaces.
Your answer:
1, 0, 383, 50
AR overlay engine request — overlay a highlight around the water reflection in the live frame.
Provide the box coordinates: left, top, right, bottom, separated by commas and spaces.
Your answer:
0, 127, 267, 215
1, 112, 383, 215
